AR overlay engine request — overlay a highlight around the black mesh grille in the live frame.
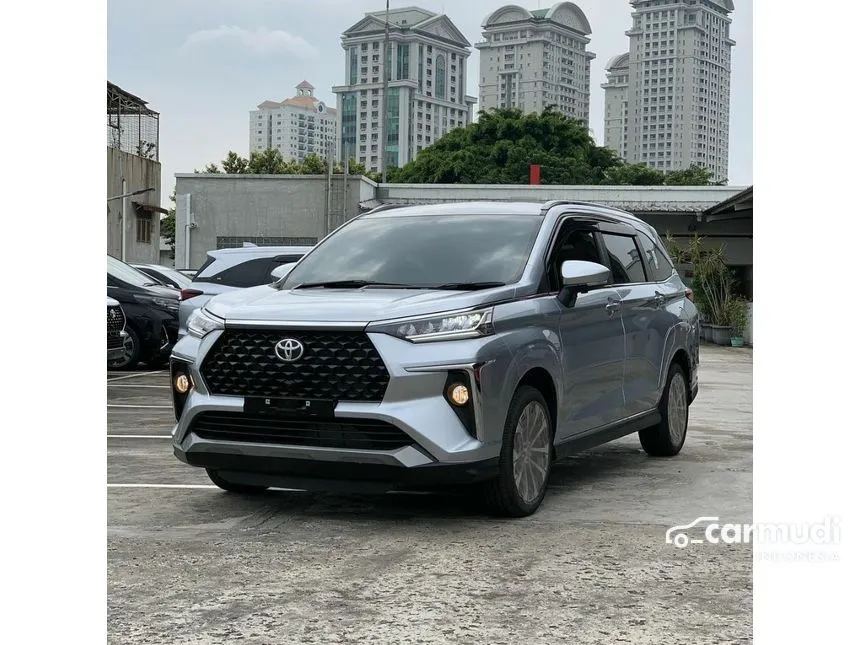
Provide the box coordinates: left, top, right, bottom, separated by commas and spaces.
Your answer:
107, 305, 125, 348
190, 412, 411, 450
201, 329, 390, 401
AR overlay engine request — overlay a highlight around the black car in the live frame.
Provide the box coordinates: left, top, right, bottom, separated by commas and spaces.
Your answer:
107, 255, 180, 369
132, 263, 193, 291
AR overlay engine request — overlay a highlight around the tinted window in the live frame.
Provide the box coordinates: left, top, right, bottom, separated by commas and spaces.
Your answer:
107, 255, 160, 289
638, 234, 674, 282
197, 257, 274, 288
601, 233, 647, 284
282, 215, 543, 288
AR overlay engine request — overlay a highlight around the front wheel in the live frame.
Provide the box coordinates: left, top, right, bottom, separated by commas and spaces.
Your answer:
639, 363, 689, 457
206, 469, 268, 495
108, 327, 140, 370
482, 385, 553, 518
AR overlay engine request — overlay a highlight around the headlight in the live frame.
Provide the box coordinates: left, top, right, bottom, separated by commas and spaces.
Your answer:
186, 308, 224, 339
375, 309, 494, 343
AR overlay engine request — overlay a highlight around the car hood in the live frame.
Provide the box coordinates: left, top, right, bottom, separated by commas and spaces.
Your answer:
204, 284, 519, 323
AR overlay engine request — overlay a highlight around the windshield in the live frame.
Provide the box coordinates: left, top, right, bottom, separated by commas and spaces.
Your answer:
282, 214, 543, 289
107, 255, 160, 288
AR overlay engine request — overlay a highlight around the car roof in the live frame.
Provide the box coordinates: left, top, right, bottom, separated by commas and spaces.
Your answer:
361, 201, 544, 219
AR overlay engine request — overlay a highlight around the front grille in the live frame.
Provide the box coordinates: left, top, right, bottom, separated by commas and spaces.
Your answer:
201, 329, 390, 401
107, 305, 125, 348
190, 412, 412, 450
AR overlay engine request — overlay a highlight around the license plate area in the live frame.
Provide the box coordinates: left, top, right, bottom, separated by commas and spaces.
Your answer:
243, 397, 336, 419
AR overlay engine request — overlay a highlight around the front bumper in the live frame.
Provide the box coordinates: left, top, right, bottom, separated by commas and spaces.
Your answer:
170, 326, 512, 489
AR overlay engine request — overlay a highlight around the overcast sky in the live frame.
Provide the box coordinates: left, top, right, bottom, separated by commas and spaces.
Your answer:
108, 0, 752, 206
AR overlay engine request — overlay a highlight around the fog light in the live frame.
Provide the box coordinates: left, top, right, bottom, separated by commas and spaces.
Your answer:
174, 373, 191, 394
447, 383, 470, 406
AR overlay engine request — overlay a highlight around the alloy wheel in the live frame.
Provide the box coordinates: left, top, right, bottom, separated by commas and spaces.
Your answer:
512, 401, 551, 504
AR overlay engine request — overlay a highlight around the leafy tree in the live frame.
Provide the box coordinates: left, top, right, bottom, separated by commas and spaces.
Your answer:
161, 188, 176, 260
664, 164, 715, 186
603, 163, 665, 186
248, 148, 288, 174
299, 153, 327, 175
221, 151, 249, 174
392, 108, 621, 185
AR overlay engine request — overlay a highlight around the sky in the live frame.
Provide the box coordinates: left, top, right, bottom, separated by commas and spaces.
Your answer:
108, 0, 752, 207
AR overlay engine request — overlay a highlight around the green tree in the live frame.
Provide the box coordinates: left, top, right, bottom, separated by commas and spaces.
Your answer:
221, 151, 249, 174
664, 164, 715, 186
603, 163, 666, 186
299, 153, 327, 174
161, 188, 176, 260
391, 107, 622, 185
248, 148, 288, 174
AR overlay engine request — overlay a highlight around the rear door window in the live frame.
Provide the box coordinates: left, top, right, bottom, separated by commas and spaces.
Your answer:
601, 233, 648, 284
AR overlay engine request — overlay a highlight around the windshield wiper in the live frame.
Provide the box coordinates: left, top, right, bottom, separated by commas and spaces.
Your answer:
429, 282, 507, 291
293, 280, 420, 290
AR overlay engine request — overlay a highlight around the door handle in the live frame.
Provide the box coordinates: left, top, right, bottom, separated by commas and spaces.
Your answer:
606, 300, 621, 316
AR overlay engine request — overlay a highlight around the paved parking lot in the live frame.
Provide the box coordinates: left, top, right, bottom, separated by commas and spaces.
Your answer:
108, 346, 752, 644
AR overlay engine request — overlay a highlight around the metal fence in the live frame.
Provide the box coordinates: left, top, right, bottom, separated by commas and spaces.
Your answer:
216, 236, 318, 249
107, 82, 160, 161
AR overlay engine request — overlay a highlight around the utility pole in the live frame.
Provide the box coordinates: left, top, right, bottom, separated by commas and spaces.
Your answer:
380, 0, 390, 183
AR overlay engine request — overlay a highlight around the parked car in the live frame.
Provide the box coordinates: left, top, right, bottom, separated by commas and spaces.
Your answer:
107, 255, 180, 369
132, 263, 193, 291
178, 246, 313, 337
170, 201, 699, 517
107, 297, 128, 364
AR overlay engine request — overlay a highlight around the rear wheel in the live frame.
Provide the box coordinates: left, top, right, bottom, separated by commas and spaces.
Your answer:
206, 469, 268, 495
482, 386, 553, 517
639, 363, 689, 457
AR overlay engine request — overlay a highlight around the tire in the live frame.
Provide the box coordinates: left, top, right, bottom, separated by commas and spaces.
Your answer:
206, 469, 268, 495
482, 385, 553, 518
108, 326, 141, 370
639, 363, 689, 457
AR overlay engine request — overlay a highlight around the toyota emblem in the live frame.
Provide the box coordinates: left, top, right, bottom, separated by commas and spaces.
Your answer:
274, 338, 304, 362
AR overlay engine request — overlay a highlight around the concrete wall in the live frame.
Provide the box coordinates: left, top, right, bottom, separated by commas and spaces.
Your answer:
107, 147, 162, 264
174, 174, 376, 269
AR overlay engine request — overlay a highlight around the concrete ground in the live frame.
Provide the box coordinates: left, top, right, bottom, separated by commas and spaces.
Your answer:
108, 345, 752, 644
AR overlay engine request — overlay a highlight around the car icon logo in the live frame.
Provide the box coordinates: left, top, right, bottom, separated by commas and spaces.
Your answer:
274, 338, 304, 362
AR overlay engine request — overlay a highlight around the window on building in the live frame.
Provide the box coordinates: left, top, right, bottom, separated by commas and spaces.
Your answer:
435, 54, 446, 98
136, 213, 152, 244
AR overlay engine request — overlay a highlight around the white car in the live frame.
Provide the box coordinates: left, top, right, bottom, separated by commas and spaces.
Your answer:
178, 246, 313, 337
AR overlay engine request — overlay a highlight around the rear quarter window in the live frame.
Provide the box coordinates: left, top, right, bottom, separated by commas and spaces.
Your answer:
195, 257, 273, 288
638, 233, 674, 282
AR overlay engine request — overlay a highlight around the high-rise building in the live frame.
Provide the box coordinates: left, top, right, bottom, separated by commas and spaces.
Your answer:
604, 0, 735, 182
249, 82, 338, 163
601, 54, 630, 160
476, 3, 595, 124
333, 6, 477, 173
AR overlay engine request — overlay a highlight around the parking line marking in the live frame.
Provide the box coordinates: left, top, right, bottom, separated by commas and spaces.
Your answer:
108, 484, 219, 489
107, 384, 170, 389
107, 370, 166, 383
107, 435, 172, 439
108, 404, 173, 409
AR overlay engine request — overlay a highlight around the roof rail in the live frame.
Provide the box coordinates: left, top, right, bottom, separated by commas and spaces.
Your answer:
539, 199, 604, 213
364, 202, 410, 214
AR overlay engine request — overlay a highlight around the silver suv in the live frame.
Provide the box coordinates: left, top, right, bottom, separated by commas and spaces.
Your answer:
170, 201, 699, 517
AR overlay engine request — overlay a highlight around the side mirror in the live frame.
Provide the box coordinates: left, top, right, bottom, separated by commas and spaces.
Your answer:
559, 260, 611, 307
270, 262, 296, 281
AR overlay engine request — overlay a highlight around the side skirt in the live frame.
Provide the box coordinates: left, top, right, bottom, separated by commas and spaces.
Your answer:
553, 410, 661, 460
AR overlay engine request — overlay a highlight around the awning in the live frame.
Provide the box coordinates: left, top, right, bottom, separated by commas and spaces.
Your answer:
133, 202, 170, 215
